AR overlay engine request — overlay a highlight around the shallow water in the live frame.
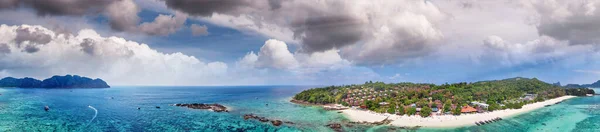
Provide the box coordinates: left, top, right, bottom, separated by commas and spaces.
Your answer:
0, 87, 598, 132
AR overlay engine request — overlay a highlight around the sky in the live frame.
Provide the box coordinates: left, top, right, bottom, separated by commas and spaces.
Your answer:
0, 0, 599, 86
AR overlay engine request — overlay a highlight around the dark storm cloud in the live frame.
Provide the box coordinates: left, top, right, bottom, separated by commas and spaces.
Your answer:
164, 0, 446, 65
532, 0, 600, 45
164, 0, 364, 53
0, 0, 116, 16
0, 0, 19, 9
537, 19, 600, 45
15, 26, 52, 45
164, 0, 251, 17
292, 15, 365, 52
0, 0, 186, 36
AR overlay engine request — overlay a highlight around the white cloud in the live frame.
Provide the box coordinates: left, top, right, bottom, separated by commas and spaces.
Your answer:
105, 0, 140, 31
574, 69, 600, 75
523, 0, 600, 45
138, 12, 188, 36
190, 24, 209, 36
236, 39, 385, 84
245, 39, 299, 70
0, 24, 227, 85
478, 35, 594, 66
177, 0, 447, 65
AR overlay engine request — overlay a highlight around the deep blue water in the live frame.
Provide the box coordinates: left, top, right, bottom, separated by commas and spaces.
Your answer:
0, 86, 598, 132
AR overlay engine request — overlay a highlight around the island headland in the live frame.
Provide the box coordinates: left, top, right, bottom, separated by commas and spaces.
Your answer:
0, 75, 110, 88
292, 77, 595, 128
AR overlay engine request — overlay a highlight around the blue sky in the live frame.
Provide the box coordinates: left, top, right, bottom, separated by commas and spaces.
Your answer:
0, 0, 599, 85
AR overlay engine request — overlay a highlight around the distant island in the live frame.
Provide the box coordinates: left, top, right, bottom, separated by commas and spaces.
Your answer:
292, 77, 595, 127
563, 80, 600, 88
0, 75, 110, 88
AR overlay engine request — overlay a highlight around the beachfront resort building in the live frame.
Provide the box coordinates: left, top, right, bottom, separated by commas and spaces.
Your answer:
470, 101, 489, 108
461, 105, 477, 113
521, 94, 537, 101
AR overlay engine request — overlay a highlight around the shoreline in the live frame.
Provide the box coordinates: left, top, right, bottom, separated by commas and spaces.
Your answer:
340, 96, 576, 128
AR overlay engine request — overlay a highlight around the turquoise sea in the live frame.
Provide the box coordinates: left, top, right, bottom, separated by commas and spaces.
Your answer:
0, 86, 598, 132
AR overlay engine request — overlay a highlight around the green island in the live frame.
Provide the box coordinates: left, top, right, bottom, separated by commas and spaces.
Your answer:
293, 77, 595, 117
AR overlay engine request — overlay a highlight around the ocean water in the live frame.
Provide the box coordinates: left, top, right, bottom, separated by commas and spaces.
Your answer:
0, 86, 598, 132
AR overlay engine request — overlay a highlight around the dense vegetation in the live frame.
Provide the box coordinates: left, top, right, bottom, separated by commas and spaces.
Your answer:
565, 88, 596, 96
293, 77, 595, 116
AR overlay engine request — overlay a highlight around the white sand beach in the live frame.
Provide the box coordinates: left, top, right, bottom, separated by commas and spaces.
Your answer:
341, 96, 576, 128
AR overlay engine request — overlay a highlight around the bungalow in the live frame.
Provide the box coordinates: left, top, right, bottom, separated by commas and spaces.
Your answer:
461, 105, 477, 113
522, 94, 536, 101
476, 106, 485, 113
379, 102, 389, 106
471, 101, 489, 108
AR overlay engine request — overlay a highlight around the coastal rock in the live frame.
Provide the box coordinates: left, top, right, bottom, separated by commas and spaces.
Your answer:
174, 103, 228, 112
258, 117, 269, 122
284, 121, 294, 124
243, 114, 258, 120
271, 120, 282, 126
243, 114, 293, 127
326, 123, 343, 132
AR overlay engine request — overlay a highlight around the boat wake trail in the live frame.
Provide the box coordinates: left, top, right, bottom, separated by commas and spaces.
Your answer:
86, 105, 98, 127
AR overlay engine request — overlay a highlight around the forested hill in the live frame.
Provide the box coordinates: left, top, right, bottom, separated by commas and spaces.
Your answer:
293, 77, 594, 106
0, 75, 110, 88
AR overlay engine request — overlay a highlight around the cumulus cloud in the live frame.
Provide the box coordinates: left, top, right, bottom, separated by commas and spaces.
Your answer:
138, 12, 188, 36
243, 39, 299, 70
479, 35, 593, 66
524, 0, 600, 45
0, 0, 188, 36
239, 39, 352, 74
0, 24, 228, 85
105, 0, 140, 31
235, 39, 384, 85
190, 24, 209, 36
168, 0, 446, 65
14, 26, 52, 45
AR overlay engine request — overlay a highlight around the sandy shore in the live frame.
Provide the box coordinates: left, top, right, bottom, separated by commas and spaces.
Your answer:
341, 96, 576, 128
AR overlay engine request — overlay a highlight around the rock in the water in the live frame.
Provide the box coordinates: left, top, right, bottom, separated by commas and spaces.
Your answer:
271, 120, 282, 126
326, 123, 343, 131
173, 103, 228, 112
243, 114, 293, 126
258, 117, 269, 122
244, 114, 258, 120
284, 121, 294, 124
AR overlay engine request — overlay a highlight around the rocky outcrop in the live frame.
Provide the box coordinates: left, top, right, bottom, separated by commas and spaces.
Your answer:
243, 114, 292, 127
326, 123, 343, 132
271, 120, 282, 126
0, 75, 109, 88
173, 103, 228, 112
